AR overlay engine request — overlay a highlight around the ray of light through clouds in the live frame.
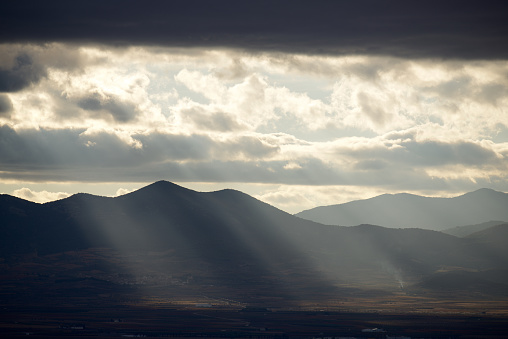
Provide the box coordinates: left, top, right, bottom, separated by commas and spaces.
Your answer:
1, 1, 508, 213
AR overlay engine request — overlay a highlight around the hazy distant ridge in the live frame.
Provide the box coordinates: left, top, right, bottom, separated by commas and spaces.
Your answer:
443, 220, 508, 237
295, 188, 508, 231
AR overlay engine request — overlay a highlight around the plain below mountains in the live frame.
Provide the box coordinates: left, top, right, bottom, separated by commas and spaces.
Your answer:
1, 181, 508, 306
296, 188, 508, 231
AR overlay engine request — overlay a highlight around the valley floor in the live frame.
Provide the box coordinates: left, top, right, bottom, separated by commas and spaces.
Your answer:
1, 302, 508, 338
2, 248, 508, 338
2, 284, 508, 339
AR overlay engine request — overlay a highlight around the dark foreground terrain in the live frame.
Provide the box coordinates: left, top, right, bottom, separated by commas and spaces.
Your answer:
2, 302, 508, 338
1, 247, 508, 338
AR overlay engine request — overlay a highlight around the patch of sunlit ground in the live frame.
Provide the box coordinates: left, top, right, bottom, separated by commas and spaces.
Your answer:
299, 296, 508, 316
132, 290, 508, 317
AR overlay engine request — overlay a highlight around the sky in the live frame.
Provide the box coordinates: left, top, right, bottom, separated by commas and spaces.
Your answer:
1, 0, 508, 213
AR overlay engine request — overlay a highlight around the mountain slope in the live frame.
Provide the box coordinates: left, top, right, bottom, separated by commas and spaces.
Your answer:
1, 181, 508, 303
443, 220, 507, 237
41, 181, 330, 259
295, 188, 508, 231
2, 181, 342, 304
0, 194, 45, 255
465, 223, 508, 262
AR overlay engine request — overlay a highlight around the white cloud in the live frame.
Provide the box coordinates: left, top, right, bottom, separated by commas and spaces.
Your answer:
255, 185, 392, 214
174, 70, 334, 133
5, 44, 508, 138
283, 162, 302, 170
175, 69, 227, 103
114, 188, 134, 196
12, 187, 70, 203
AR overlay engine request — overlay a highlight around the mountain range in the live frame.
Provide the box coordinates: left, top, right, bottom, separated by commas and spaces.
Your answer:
296, 188, 508, 231
1, 181, 508, 308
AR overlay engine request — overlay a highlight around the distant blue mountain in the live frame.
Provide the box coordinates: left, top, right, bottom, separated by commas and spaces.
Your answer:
295, 188, 508, 231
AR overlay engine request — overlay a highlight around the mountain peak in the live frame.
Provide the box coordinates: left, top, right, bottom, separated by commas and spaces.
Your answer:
470, 187, 504, 194
459, 188, 506, 199
50, 192, 111, 207
146, 180, 184, 189
124, 181, 196, 197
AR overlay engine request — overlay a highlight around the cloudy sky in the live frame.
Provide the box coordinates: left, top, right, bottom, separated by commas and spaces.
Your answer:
1, 1, 508, 213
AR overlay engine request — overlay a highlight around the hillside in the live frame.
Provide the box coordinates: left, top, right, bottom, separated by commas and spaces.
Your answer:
443, 220, 507, 237
465, 223, 508, 262
1, 181, 508, 307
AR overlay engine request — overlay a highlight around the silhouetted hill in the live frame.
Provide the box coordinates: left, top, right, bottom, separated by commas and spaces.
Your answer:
0, 194, 47, 255
1, 181, 508, 304
1, 182, 341, 304
296, 188, 508, 231
45, 181, 327, 257
443, 220, 507, 237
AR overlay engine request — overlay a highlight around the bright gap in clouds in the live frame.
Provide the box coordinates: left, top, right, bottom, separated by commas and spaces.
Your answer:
5, 182, 144, 204
12, 188, 71, 204
1, 44, 508, 213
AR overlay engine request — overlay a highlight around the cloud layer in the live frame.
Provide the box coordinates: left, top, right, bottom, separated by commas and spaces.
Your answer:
1, 1, 508, 59
1, 42, 508, 211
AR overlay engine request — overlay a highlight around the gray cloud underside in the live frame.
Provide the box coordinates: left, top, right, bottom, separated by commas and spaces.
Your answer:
1, 1, 508, 59
347, 140, 501, 168
0, 54, 46, 92
1, 125, 506, 191
0, 94, 13, 114
76, 95, 139, 123
0, 125, 278, 168
0, 155, 502, 194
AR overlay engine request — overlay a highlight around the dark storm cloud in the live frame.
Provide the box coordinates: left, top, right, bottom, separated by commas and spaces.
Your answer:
1, 1, 508, 59
0, 53, 46, 92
